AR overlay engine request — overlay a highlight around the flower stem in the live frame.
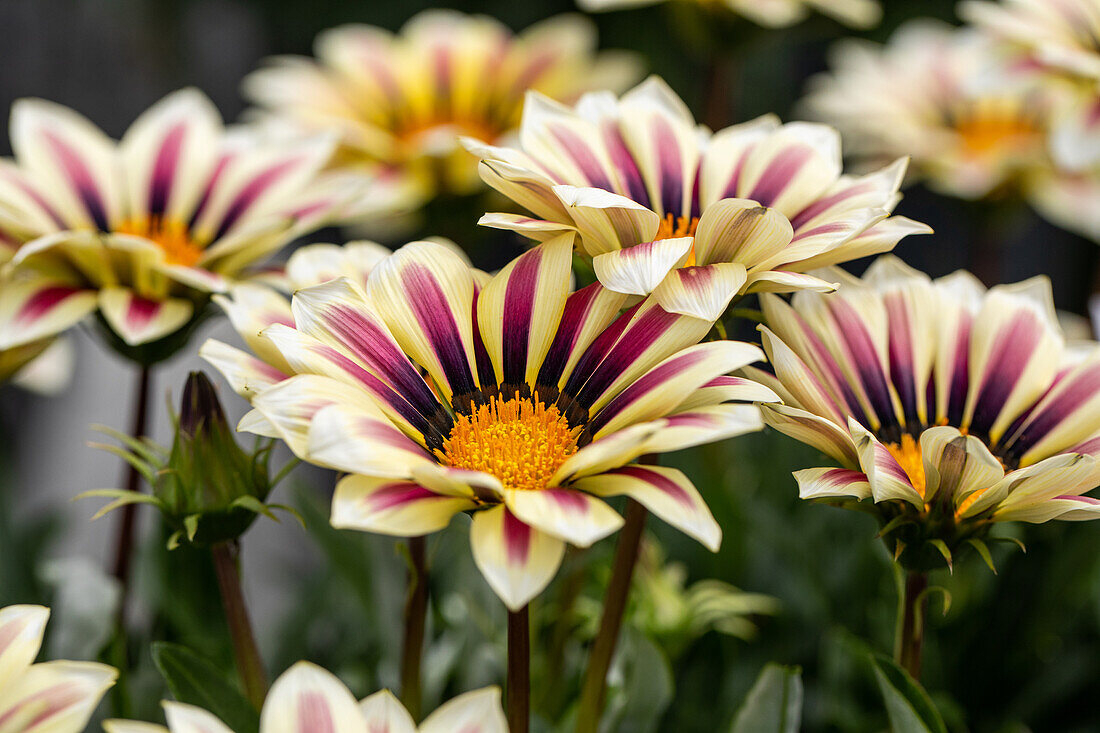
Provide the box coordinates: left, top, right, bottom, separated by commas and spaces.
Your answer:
894, 568, 929, 680
400, 535, 428, 720
507, 605, 530, 733
575, 497, 648, 733
212, 540, 268, 709
111, 365, 152, 618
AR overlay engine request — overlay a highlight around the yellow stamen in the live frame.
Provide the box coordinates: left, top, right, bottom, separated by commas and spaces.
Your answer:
441, 392, 580, 492
116, 217, 204, 267
887, 434, 926, 498
655, 212, 699, 240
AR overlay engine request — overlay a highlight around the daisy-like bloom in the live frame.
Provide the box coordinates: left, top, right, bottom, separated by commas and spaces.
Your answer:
0, 605, 117, 733
467, 77, 928, 314
242, 11, 641, 221
576, 0, 881, 29
801, 21, 1061, 200
748, 255, 1100, 569
104, 661, 505, 733
204, 236, 774, 609
0, 88, 349, 358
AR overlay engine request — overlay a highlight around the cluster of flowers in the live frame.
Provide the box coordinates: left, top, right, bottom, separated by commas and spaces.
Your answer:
803, 0, 1100, 241
1, 1, 1099, 731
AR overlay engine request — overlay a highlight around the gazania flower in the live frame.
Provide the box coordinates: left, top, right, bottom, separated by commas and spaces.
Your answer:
467, 76, 928, 314
748, 255, 1100, 569
0, 604, 117, 732
104, 661, 505, 733
242, 11, 641, 221
0, 88, 349, 357
576, 0, 881, 29
801, 21, 1058, 200
206, 237, 774, 609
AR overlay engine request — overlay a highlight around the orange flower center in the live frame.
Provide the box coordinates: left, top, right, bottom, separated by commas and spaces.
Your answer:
441, 392, 580, 491
953, 105, 1041, 157
116, 217, 204, 267
655, 213, 699, 240
887, 433, 926, 498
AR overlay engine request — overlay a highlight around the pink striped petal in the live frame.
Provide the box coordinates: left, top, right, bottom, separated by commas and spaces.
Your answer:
650, 262, 747, 321
536, 282, 634, 392
591, 237, 692, 296
793, 467, 872, 500
331, 475, 475, 537
0, 277, 97, 349
849, 418, 923, 505
575, 464, 721, 551
0, 660, 117, 733
97, 288, 193, 347
692, 199, 793, 268
259, 662, 364, 733
162, 702, 234, 733
504, 488, 623, 547
552, 185, 660, 255
307, 403, 434, 476
199, 338, 287, 400
0, 606, 48, 690
470, 505, 565, 610
477, 234, 574, 387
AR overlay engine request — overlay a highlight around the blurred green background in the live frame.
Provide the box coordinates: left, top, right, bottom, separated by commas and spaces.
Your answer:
1, 0, 1098, 731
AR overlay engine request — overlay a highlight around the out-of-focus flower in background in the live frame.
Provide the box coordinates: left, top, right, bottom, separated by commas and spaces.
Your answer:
747, 255, 1100, 569
577, 0, 881, 29
205, 237, 775, 609
0, 604, 117, 733
801, 21, 1057, 200
959, 0, 1100, 242
105, 661, 506, 733
242, 10, 642, 233
0, 88, 352, 364
469, 76, 928, 312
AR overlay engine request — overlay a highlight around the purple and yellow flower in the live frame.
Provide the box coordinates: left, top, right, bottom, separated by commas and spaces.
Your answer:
0, 88, 350, 355
467, 76, 928, 315
205, 236, 774, 609
105, 661, 505, 733
749, 255, 1100, 567
242, 10, 641, 222
576, 0, 882, 29
0, 605, 117, 733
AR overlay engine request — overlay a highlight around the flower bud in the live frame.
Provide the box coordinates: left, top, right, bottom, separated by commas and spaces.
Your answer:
82, 371, 296, 548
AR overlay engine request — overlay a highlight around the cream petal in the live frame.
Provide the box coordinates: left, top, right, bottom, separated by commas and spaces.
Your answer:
470, 505, 565, 611
259, 662, 365, 733
331, 474, 475, 537
503, 489, 623, 547
419, 687, 508, 733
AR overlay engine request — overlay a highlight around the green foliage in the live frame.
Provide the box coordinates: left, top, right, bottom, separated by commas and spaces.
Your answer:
729, 664, 803, 733
152, 643, 260, 733
871, 655, 947, 733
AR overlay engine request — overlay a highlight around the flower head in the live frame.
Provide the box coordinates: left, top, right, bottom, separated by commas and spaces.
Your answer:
0, 605, 117, 733
801, 21, 1060, 200
243, 11, 641, 221
105, 661, 505, 733
0, 89, 351, 361
577, 0, 882, 29
205, 236, 775, 609
467, 76, 928, 317
751, 255, 1100, 569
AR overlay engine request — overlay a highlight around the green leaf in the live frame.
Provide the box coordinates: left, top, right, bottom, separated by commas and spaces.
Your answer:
230, 495, 279, 521
184, 514, 200, 542
87, 493, 165, 521
871, 654, 948, 733
266, 503, 305, 529
91, 424, 164, 465
729, 663, 803, 733
966, 538, 997, 574
87, 442, 157, 484
927, 539, 953, 572
876, 514, 916, 539
151, 642, 260, 733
